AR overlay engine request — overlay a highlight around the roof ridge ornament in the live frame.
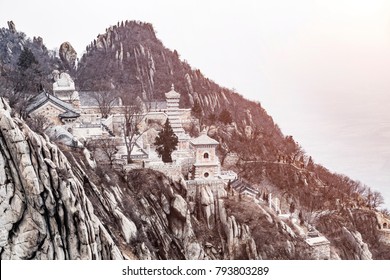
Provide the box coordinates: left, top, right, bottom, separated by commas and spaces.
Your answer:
171, 83, 175, 91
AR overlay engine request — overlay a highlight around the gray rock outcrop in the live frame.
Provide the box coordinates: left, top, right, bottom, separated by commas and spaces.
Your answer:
7, 21, 16, 33
341, 227, 372, 260
59, 42, 77, 71
0, 98, 122, 259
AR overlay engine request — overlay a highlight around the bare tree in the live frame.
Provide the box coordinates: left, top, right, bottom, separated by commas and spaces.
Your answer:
372, 191, 384, 209
121, 97, 148, 164
365, 188, 385, 209
218, 142, 233, 166
97, 138, 119, 166
91, 91, 118, 118
25, 114, 52, 134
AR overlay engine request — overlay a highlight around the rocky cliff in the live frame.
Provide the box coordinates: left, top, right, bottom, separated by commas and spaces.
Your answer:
0, 24, 63, 78
2, 96, 387, 260
0, 98, 122, 259
0, 97, 327, 260
77, 21, 278, 138
1, 21, 389, 260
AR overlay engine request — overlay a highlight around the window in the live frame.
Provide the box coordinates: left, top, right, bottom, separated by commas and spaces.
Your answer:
203, 152, 209, 159
204, 172, 209, 178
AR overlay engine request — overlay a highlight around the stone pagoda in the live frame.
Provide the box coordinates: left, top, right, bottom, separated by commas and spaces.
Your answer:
164, 85, 191, 153
165, 84, 185, 135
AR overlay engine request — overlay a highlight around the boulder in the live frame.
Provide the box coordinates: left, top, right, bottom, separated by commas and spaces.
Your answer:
59, 42, 77, 70
7, 21, 16, 33
0, 98, 122, 260
341, 227, 372, 260
171, 194, 187, 221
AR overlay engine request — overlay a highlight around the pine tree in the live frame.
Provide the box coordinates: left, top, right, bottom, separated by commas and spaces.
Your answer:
191, 99, 203, 126
191, 100, 202, 119
17, 48, 38, 70
219, 109, 233, 124
154, 119, 178, 163
307, 156, 315, 171
289, 202, 296, 217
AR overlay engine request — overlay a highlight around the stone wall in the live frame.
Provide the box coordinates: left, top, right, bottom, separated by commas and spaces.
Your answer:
194, 164, 220, 180
31, 102, 64, 125
146, 162, 183, 179
186, 179, 227, 199
72, 125, 104, 139
378, 229, 390, 245
145, 111, 167, 123
305, 236, 331, 260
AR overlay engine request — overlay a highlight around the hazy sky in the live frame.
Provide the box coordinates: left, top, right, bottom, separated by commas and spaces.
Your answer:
1, 0, 390, 208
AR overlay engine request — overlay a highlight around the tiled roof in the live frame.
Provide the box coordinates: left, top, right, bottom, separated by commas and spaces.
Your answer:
25, 92, 78, 115
165, 84, 181, 99
59, 110, 80, 118
190, 130, 219, 146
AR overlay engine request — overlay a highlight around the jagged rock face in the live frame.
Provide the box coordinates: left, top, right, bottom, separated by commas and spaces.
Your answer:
0, 27, 62, 92
7, 21, 16, 33
0, 95, 383, 260
341, 227, 372, 260
77, 21, 280, 146
0, 97, 269, 260
33, 36, 44, 50
59, 42, 77, 71
117, 173, 261, 260
0, 98, 122, 260
316, 210, 382, 260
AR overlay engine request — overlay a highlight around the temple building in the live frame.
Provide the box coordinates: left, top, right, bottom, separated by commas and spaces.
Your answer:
165, 84, 185, 135
190, 130, 221, 180
26, 71, 81, 126
25, 91, 80, 125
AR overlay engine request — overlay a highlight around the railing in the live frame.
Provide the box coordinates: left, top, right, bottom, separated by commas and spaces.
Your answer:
102, 115, 113, 127
102, 123, 115, 136
186, 179, 226, 186
78, 123, 101, 128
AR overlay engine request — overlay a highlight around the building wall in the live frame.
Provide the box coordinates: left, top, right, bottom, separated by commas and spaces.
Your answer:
78, 113, 102, 124
192, 144, 220, 180
31, 102, 64, 125
178, 139, 189, 151
80, 105, 128, 115
194, 146, 217, 163
194, 164, 219, 180
378, 230, 390, 245
55, 90, 80, 109
146, 162, 183, 179
145, 112, 168, 123
72, 125, 104, 139
166, 97, 180, 109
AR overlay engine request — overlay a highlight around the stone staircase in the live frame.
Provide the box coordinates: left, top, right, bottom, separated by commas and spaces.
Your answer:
102, 123, 115, 136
